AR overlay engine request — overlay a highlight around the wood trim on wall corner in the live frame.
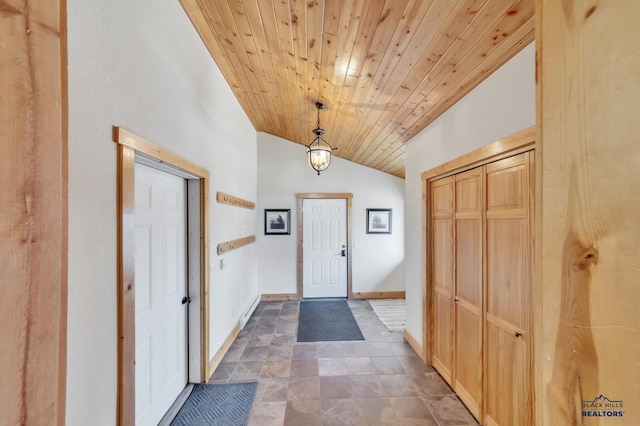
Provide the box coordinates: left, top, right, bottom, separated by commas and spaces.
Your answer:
116, 144, 136, 425
207, 323, 240, 379
422, 178, 432, 363
113, 126, 211, 425
261, 294, 299, 301
352, 291, 406, 299
1, 1, 68, 423
403, 329, 427, 363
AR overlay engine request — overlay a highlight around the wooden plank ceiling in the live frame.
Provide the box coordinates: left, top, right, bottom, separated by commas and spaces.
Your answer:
180, 0, 534, 178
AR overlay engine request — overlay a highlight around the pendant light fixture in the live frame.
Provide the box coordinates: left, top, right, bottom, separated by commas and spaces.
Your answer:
306, 101, 337, 175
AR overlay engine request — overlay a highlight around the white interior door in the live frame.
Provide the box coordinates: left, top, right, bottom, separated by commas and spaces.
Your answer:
303, 198, 347, 298
134, 163, 188, 426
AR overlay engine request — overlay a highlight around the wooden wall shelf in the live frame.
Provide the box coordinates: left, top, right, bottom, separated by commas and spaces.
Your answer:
217, 235, 255, 255
216, 192, 255, 209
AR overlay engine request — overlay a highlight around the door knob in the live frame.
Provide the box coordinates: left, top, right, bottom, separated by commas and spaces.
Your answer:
341, 249, 346, 257
181, 296, 192, 305
514, 331, 522, 338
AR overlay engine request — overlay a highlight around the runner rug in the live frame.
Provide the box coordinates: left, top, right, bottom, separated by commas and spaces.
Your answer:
297, 299, 365, 342
368, 299, 406, 332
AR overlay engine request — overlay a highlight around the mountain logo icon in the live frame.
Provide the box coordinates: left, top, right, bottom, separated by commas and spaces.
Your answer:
582, 394, 623, 408
582, 394, 624, 417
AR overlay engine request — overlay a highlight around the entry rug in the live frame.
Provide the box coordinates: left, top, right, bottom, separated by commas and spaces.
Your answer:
368, 299, 406, 332
170, 382, 257, 426
297, 299, 365, 342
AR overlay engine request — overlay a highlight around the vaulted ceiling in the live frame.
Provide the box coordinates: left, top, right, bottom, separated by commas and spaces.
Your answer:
180, 0, 534, 178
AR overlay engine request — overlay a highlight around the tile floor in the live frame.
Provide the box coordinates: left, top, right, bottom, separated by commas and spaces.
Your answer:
209, 299, 479, 425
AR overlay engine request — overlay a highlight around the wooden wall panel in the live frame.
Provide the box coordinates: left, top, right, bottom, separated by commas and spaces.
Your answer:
537, 0, 640, 423
0, 0, 67, 424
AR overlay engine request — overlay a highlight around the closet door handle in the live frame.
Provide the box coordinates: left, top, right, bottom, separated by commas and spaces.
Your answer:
514, 331, 522, 338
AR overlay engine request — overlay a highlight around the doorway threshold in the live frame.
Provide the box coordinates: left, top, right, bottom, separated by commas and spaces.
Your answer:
158, 383, 194, 426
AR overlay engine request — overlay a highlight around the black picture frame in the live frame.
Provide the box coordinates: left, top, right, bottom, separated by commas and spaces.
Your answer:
366, 208, 392, 234
264, 209, 291, 235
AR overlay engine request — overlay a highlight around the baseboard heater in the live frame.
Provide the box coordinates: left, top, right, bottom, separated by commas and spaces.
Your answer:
239, 293, 261, 329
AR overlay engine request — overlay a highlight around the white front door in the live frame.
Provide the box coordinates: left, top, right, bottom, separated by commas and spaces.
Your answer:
303, 198, 348, 298
134, 163, 188, 426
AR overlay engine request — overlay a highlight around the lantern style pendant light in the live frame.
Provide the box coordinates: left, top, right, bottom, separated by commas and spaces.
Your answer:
306, 101, 337, 175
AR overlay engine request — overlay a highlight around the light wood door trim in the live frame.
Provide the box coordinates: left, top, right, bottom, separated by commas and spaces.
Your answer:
0, 0, 68, 423
421, 127, 535, 181
422, 177, 431, 362
296, 193, 353, 299
114, 127, 211, 426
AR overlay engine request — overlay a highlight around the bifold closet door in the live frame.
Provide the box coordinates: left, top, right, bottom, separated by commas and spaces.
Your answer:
454, 168, 483, 420
484, 152, 533, 426
430, 176, 455, 383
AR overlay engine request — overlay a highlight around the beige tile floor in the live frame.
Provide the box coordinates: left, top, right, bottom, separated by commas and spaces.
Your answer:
209, 299, 479, 426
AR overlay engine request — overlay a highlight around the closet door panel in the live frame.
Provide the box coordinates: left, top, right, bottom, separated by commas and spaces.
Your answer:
486, 218, 527, 329
431, 177, 455, 383
433, 219, 454, 293
486, 323, 530, 426
455, 301, 483, 417
455, 218, 481, 304
433, 289, 454, 381
484, 152, 532, 426
454, 169, 483, 419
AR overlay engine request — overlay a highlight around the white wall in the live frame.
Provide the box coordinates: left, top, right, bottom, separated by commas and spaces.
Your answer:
66, 0, 258, 424
403, 43, 536, 346
257, 133, 405, 296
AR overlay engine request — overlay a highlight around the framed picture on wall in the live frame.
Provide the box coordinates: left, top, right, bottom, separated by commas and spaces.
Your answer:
366, 208, 392, 234
264, 209, 291, 235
